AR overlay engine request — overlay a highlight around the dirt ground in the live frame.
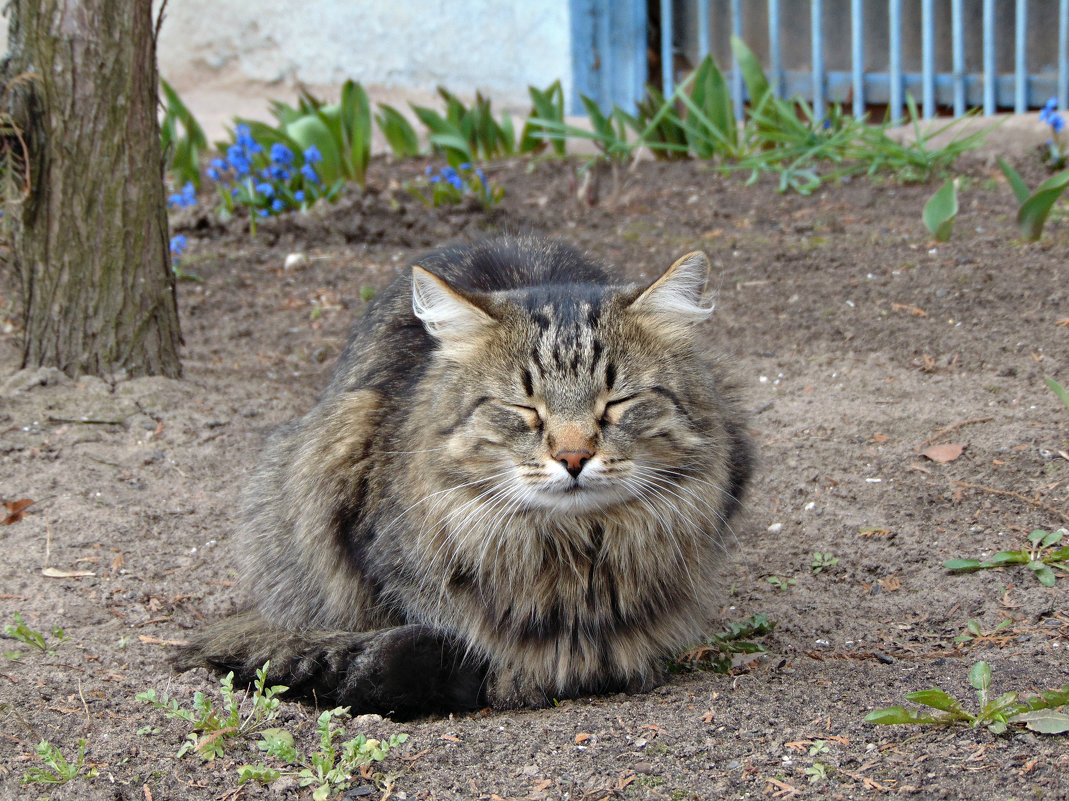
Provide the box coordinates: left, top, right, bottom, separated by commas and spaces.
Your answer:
2, 138, 1068, 801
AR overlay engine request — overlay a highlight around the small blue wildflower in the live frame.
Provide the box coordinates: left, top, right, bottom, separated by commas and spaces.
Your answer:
169, 235, 188, 255
235, 124, 263, 154
207, 167, 222, 181
227, 145, 251, 177
294, 190, 306, 203
271, 198, 284, 213
268, 165, 290, 182
303, 145, 323, 165
210, 158, 227, 172
270, 142, 295, 165
425, 165, 433, 175
255, 182, 275, 197
447, 175, 463, 190
1053, 113, 1066, 134
167, 182, 197, 208
258, 209, 269, 218
300, 163, 320, 184
441, 166, 458, 179
429, 175, 442, 184
458, 162, 471, 170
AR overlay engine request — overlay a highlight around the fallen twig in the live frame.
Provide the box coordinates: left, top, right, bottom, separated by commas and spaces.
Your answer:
954, 480, 1069, 525
920, 417, 993, 447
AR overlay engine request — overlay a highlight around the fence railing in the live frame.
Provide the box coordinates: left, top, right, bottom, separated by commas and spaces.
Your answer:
573, 0, 1069, 120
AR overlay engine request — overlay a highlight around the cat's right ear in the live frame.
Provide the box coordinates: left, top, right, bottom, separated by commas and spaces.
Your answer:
411, 266, 494, 348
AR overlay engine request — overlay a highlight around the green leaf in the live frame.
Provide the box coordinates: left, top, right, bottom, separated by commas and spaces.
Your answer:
285, 116, 342, 185
1047, 376, 1069, 412
968, 662, 992, 692
730, 35, 771, 106
1029, 561, 1057, 587
905, 688, 966, 713
922, 178, 958, 241
1014, 709, 1069, 734
864, 706, 920, 724
1017, 170, 1069, 241
997, 156, 1031, 204
989, 550, 1028, 564
943, 558, 985, 571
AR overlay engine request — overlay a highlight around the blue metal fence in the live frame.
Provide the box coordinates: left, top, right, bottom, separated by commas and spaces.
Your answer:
572, 0, 1069, 120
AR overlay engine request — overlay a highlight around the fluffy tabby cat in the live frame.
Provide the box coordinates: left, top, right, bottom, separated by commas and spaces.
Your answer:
175, 236, 752, 719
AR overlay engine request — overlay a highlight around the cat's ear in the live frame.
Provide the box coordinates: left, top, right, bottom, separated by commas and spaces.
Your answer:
627, 251, 714, 334
411, 265, 494, 346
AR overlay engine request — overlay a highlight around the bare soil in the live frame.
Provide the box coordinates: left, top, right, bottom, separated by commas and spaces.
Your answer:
1, 146, 1068, 801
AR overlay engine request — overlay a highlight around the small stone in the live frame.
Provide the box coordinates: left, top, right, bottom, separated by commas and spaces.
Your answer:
767, 522, 784, 534
353, 713, 383, 726
284, 252, 308, 270
633, 762, 655, 775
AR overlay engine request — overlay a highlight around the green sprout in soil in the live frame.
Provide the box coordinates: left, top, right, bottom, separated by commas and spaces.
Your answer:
767, 575, 796, 591
1047, 375, 1069, 412
3, 612, 69, 658
136, 661, 287, 759
866, 661, 1069, 734
811, 552, 839, 573
238, 707, 408, 801
22, 739, 97, 786
676, 613, 775, 673
944, 528, 1069, 587
954, 619, 1012, 647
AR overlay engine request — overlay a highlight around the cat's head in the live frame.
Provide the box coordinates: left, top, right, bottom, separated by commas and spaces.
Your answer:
411, 251, 719, 515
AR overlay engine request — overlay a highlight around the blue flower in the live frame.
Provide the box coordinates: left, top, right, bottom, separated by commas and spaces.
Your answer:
268, 165, 290, 182
227, 145, 251, 177
447, 175, 463, 190
210, 158, 227, 171
207, 167, 222, 181
1052, 113, 1066, 134
235, 124, 263, 154
458, 162, 471, 171
255, 182, 275, 197
169, 235, 188, 255
429, 175, 442, 184
294, 190, 306, 203
303, 145, 323, 165
258, 208, 269, 218
271, 198, 284, 213
300, 163, 320, 184
270, 143, 295, 165
1041, 98, 1059, 124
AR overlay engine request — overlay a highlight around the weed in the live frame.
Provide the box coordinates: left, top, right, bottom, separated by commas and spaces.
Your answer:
945, 528, 1069, 587
22, 739, 97, 785
677, 613, 775, 673
412, 87, 516, 166
954, 619, 1012, 646
767, 575, 796, 591
1047, 376, 1069, 412
3, 612, 68, 657
375, 103, 421, 159
997, 156, 1069, 241
238, 707, 408, 801
804, 761, 831, 783
811, 552, 839, 573
923, 177, 959, 241
866, 661, 1069, 734
137, 662, 287, 759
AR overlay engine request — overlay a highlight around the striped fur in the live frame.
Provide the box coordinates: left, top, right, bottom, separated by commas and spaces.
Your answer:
175, 236, 752, 718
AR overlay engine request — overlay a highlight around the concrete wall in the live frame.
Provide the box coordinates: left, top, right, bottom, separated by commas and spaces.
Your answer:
154, 1, 571, 107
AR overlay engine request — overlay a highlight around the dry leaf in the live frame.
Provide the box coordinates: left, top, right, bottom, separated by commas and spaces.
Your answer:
870, 433, 890, 444
891, 302, 928, 317
574, 733, 591, 744
41, 567, 95, 579
921, 443, 965, 463
2, 498, 34, 525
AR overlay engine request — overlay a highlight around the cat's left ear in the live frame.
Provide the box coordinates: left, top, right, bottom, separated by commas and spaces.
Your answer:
628, 251, 714, 334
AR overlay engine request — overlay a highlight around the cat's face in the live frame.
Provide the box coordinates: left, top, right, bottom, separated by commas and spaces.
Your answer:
412, 252, 715, 515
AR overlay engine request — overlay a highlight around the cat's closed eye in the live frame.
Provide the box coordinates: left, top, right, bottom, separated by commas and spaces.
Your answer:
507, 403, 541, 429
600, 393, 639, 425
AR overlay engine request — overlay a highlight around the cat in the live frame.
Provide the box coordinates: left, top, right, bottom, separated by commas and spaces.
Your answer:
174, 235, 752, 720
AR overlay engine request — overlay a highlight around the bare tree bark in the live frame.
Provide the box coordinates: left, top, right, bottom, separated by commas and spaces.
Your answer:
3, 0, 181, 377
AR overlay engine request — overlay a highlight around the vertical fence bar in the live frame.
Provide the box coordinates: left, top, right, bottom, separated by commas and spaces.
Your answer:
769, 0, 782, 98
952, 0, 965, 116
851, 0, 864, 117
698, 0, 710, 60
1015, 0, 1028, 112
812, 0, 824, 113
922, 0, 935, 117
732, 0, 744, 119
889, 0, 902, 121
1061, 0, 1069, 110
660, 0, 673, 97
984, 0, 996, 114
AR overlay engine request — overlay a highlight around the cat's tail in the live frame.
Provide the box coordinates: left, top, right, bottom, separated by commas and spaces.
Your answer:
172, 611, 488, 720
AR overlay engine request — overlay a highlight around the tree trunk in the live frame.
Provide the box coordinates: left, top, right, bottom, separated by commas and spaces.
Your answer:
4, 0, 182, 377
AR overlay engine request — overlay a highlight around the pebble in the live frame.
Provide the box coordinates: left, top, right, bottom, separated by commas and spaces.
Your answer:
767, 523, 783, 534
633, 762, 655, 774
284, 252, 308, 270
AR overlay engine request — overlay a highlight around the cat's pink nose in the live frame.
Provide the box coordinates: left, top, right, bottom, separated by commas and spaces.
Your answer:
555, 449, 593, 479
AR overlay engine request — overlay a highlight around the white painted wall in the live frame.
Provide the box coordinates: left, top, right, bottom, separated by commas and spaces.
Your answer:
154, 0, 571, 107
